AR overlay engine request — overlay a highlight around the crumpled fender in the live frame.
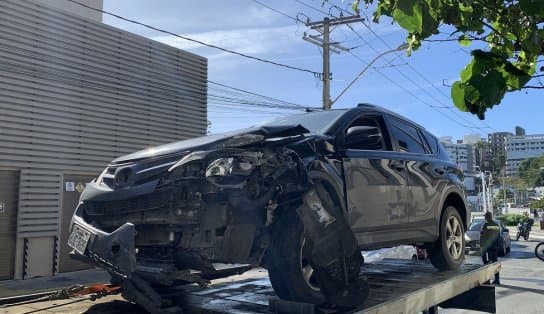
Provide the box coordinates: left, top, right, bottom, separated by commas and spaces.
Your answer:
296, 184, 367, 307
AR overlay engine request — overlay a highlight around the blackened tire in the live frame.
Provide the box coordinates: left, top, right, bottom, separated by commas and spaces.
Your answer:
428, 206, 465, 270
266, 210, 326, 305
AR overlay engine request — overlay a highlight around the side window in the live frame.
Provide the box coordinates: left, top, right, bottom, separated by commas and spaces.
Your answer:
388, 117, 427, 154
344, 115, 390, 150
421, 130, 439, 154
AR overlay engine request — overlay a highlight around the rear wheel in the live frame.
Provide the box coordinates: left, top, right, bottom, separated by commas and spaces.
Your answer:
428, 206, 465, 270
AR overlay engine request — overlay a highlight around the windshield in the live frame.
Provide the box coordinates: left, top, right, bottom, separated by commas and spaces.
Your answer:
469, 221, 483, 231
259, 110, 347, 135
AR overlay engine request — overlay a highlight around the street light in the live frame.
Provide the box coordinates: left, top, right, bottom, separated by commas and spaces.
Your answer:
330, 43, 409, 107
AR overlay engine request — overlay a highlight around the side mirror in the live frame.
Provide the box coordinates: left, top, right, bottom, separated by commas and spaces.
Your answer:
346, 126, 381, 140
346, 126, 381, 144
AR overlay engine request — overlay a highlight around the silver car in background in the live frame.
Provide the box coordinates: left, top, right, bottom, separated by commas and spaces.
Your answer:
465, 219, 511, 256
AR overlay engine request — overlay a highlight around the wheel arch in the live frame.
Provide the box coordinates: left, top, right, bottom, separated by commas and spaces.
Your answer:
441, 191, 468, 230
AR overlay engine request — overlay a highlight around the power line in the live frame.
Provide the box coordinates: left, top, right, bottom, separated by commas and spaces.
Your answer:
208, 80, 308, 108
251, 0, 305, 23
65, 0, 320, 76
320, 1, 496, 131
298, 0, 491, 131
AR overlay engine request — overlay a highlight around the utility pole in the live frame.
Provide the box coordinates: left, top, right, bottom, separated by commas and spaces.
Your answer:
304, 15, 363, 110
322, 18, 331, 110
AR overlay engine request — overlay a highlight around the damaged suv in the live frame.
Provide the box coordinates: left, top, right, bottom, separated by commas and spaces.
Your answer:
68, 104, 468, 308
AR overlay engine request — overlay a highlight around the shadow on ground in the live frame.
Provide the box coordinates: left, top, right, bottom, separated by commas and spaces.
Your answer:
84, 300, 145, 313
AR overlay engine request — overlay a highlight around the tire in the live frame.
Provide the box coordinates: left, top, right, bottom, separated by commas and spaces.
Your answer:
498, 244, 505, 257
535, 242, 544, 262
266, 210, 326, 304
428, 206, 465, 270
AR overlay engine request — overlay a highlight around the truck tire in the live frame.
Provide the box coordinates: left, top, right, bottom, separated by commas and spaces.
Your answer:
266, 210, 326, 305
428, 206, 465, 270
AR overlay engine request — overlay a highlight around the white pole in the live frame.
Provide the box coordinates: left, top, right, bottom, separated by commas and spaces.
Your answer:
481, 171, 487, 212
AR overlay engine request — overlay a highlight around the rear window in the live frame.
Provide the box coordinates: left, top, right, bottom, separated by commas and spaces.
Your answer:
469, 221, 483, 231
421, 130, 439, 154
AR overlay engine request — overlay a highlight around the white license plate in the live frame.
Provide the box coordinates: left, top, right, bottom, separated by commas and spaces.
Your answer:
68, 223, 91, 255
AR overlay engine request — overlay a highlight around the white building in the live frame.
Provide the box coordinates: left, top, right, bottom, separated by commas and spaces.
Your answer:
506, 134, 544, 176
463, 133, 481, 145
439, 137, 473, 174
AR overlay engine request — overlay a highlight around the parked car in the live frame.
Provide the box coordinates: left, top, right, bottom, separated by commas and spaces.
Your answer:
68, 104, 468, 307
465, 219, 511, 256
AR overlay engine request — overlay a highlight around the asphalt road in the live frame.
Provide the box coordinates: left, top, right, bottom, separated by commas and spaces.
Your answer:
442, 237, 544, 314
3, 239, 544, 314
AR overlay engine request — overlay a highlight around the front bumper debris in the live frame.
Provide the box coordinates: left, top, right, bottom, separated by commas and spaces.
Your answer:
69, 203, 136, 278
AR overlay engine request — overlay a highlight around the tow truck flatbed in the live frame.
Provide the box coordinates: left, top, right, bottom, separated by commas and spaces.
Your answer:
1, 259, 499, 313
165, 259, 499, 313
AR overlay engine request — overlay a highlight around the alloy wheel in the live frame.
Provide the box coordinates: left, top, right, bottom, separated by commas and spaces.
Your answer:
445, 215, 463, 260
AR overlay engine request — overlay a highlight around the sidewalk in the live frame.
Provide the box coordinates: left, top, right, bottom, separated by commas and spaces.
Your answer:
0, 269, 110, 299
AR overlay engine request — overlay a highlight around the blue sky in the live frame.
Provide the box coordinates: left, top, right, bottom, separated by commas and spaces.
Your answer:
102, 0, 540, 140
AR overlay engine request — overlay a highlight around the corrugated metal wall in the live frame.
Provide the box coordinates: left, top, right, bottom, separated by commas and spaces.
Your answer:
0, 170, 19, 280
0, 0, 207, 279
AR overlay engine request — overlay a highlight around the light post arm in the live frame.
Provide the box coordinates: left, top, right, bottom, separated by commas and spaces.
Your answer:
330, 43, 408, 107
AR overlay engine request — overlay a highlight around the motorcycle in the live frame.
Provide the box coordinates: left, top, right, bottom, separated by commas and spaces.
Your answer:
516, 220, 532, 241
536, 241, 544, 261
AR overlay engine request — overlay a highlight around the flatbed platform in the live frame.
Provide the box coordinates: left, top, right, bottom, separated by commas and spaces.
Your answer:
166, 259, 499, 313
1, 259, 499, 313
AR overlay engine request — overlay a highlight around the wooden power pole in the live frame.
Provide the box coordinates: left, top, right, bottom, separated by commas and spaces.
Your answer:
304, 15, 363, 110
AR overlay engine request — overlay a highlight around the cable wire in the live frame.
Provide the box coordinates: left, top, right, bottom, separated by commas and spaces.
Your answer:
251, 0, 305, 23
65, 0, 320, 75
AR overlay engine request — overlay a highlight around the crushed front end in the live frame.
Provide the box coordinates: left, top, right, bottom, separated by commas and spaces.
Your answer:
68, 138, 304, 287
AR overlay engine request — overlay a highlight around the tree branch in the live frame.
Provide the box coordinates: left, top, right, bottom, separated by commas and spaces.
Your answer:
522, 85, 544, 89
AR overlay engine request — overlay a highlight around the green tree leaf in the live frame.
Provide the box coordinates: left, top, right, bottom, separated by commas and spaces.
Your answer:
363, 0, 544, 117
451, 81, 467, 111
458, 34, 472, 47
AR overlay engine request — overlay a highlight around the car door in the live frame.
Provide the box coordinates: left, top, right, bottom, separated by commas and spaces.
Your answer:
340, 113, 409, 247
385, 117, 444, 241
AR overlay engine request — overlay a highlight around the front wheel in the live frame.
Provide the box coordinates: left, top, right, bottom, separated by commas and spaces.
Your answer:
266, 211, 326, 305
516, 231, 521, 241
428, 206, 465, 270
535, 242, 544, 262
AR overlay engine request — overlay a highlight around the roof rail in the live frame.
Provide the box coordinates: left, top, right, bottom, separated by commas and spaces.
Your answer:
357, 103, 377, 108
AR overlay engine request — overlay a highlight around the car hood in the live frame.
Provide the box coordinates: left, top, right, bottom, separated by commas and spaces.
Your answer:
465, 230, 480, 241
111, 125, 309, 164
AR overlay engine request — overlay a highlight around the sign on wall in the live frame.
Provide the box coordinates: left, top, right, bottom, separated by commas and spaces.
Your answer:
65, 182, 75, 192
